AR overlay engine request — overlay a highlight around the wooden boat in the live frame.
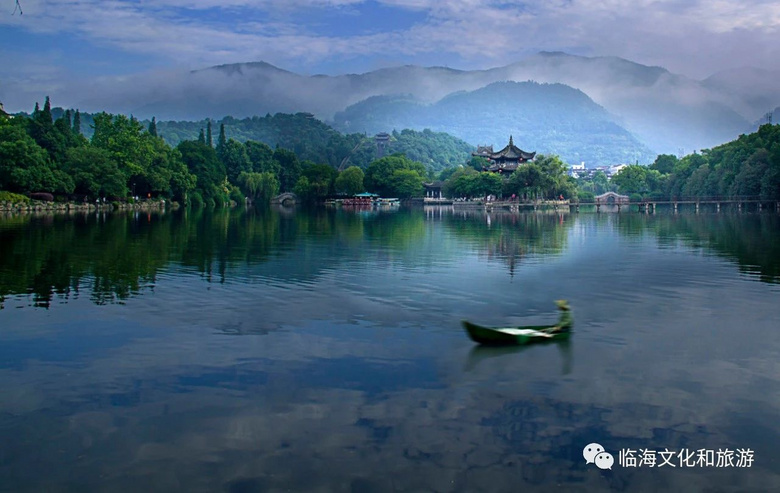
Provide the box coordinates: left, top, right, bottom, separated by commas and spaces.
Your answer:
463, 300, 572, 345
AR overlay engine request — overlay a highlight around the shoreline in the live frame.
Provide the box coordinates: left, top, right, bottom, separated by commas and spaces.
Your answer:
0, 199, 176, 215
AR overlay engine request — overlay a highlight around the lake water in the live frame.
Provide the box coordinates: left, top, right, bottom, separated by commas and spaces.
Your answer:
1, 206, 779, 492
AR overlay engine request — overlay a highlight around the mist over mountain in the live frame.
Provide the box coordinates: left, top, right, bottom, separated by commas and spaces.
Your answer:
61, 52, 776, 161
703, 67, 780, 121
333, 82, 656, 166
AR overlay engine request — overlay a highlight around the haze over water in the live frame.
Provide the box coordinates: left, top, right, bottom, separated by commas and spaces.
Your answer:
1, 207, 779, 492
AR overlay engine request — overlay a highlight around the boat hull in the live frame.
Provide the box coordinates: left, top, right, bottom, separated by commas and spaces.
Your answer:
462, 320, 571, 345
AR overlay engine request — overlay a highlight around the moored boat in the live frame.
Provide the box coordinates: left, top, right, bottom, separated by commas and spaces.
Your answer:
374, 197, 400, 206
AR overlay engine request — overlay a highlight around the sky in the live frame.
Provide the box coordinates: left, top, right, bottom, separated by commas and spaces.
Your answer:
1, 0, 780, 112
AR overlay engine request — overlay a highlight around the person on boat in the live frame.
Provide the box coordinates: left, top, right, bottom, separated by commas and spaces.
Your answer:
549, 300, 572, 332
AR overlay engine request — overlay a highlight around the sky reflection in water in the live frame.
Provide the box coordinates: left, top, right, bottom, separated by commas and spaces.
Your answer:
1, 208, 779, 492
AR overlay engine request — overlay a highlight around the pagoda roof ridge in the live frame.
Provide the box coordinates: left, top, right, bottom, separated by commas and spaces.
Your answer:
491, 135, 535, 161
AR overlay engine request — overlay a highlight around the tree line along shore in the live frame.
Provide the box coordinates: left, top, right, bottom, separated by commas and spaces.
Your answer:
2, 97, 779, 211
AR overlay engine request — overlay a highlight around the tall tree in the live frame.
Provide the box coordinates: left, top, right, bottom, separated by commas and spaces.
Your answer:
73, 110, 81, 135
216, 123, 227, 157
148, 117, 158, 137
197, 128, 206, 144
246, 140, 277, 174
41, 96, 53, 125
206, 120, 213, 148
273, 147, 301, 193
29, 96, 66, 163
177, 140, 226, 205
221, 138, 251, 183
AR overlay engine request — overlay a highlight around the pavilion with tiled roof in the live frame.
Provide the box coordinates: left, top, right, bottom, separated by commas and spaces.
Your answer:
472, 136, 536, 173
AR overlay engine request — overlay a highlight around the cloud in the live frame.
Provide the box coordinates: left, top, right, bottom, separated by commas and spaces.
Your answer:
1, 0, 779, 112
4, 0, 778, 72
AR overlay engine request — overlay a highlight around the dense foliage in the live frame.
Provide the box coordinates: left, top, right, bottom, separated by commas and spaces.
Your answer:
2, 99, 199, 203
0, 100, 347, 206
442, 154, 576, 201
4, 98, 778, 207
155, 115, 472, 174
364, 154, 427, 198
610, 124, 780, 200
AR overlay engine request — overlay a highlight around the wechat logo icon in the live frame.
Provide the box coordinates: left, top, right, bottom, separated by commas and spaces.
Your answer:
583, 442, 614, 470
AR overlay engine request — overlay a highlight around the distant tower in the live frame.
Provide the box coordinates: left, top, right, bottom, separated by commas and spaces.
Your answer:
375, 132, 390, 158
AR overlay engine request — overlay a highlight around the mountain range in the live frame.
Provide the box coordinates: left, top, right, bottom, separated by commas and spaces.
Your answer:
68, 52, 779, 165
332, 82, 657, 166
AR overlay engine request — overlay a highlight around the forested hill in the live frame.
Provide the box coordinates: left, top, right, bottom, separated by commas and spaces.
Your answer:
608, 123, 780, 201
155, 113, 473, 172
333, 81, 658, 167
17, 109, 474, 173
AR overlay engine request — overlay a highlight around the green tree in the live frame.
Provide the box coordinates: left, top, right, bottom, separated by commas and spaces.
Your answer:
650, 154, 678, 174
611, 165, 649, 195
273, 147, 301, 193
206, 120, 213, 148
237, 171, 279, 203
148, 117, 158, 137
216, 123, 227, 157
474, 172, 504, 198
177, 140, 226, 205
246, 141, 277, 174
221, 138, 252, 184
73, 110, 82, 135
503, 163, 550, 200
64, 146, 127, 198
683, 164, 712, 197
390, 169, 424, 198
364, 154, 426, 197
534, 154, 571, 198
301, 162, 337, 197
468, 156, 489, 171
28, 96, 67, 163
730, 149, 768, 197
0, 123, 73, 194
438, 166, 460, 182
335, 166, 364, 195
292, 176, 313, 201
443, 166, 478, 198
592, 170, 610, 194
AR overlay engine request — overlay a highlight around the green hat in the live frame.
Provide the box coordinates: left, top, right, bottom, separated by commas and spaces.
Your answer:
555, 299, 570, 310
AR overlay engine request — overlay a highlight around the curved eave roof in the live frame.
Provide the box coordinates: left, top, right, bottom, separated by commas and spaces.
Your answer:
490, 146, 535, 161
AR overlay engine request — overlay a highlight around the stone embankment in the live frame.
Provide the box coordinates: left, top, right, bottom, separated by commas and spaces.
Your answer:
0, 199, 176, 214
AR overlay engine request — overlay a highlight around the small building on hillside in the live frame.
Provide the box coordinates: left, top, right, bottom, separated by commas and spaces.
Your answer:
473, 145, 494, 158
594, 191, 630, 205
472, 136, 536, 174
375, 132, 390, 158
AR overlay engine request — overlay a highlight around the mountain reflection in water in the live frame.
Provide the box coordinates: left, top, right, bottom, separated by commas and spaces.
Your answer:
1, 207, 779, 491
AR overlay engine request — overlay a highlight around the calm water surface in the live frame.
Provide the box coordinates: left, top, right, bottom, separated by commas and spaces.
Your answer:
1, 207, 779, 492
